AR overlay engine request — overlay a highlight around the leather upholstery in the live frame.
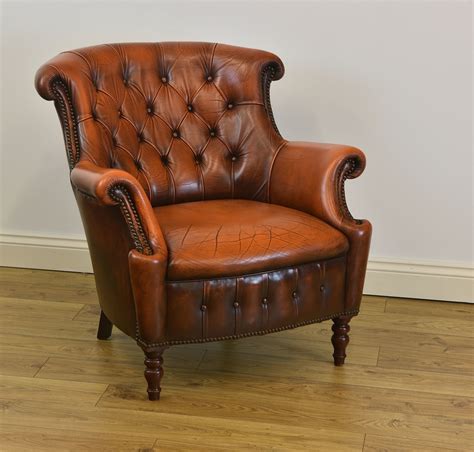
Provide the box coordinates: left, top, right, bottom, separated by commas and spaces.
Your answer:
155, 199, 348, 281
35, 42, 371, 353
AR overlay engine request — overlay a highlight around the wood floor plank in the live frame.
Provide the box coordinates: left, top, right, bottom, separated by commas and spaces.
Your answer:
0, 351, 49, 377
0, 375, 106, 407
199, 351, 474, 397
378, 344, 474, 375
1, 400, 365, 451
0, 424, 156, 452
0, 296, 84, 321
363, 433, 470, 451
385, 297, 474, 320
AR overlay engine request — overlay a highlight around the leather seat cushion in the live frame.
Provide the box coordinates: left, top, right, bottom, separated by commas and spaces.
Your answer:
154, 199, 349, 281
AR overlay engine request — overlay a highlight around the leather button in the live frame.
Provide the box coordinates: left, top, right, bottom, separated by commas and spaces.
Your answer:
320, 285, 325, 292
292, 291, 297, 298
161, 155, 168, 165
233, 301, 239, 308
187, 104, 193, 112
161, 76, 168, 83
123, 79, 128, 85
146, 107, 153, 114
231, 155, 237, 162
172, 130, 179, 138
227, 103, 234, 109
118, 110, 122, 117
262, 298, 268, 305
195, 155, 202, 164
206, 75, 213, 82
135, 160, 142, 170
201, 305, 207, 311
138, 133, 144, 142
210, 130, 216, 137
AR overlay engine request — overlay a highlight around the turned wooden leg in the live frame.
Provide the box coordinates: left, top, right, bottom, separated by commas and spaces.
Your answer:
97, 310, 113, 340
331, 316, 352, 366
144, 348, 167, 401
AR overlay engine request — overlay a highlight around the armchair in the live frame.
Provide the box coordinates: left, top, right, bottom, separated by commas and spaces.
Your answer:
35, 42, 371, 400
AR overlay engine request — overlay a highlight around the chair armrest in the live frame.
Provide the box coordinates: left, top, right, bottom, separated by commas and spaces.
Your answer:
269, 141, 367, 228
269, 141, 372, 311
71, 160, 167, 256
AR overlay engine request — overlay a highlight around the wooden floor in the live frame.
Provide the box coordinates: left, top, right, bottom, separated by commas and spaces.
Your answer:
0, 267, 473, 451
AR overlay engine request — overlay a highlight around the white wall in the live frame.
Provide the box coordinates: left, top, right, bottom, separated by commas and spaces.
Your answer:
1, 1, 472, 301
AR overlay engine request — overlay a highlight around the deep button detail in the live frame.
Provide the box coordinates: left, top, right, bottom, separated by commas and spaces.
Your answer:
161, 155, 169, 165
233, 301, 239, 308
112, 137, 117, 146
206, 75, 213, 82
292, 291, 297, 298
123, 79, 128, 85
209, 129, 216, 137
227, 103, 234, 109
262, 298, 268, 305
231, 155, 237, 162
118, 110, 122, 117
161, 76, 168, 83
320, 285, 325, 292
187, 104, 193, 112
146, 106, 153, 114
195, 154, 202, 164
138, 133, 144, 142
201, 305, 207, 311
172, 130, 179, 138
135, 160, 142, 170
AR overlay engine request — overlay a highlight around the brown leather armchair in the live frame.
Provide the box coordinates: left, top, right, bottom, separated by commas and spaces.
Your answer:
35, 42, 371, 401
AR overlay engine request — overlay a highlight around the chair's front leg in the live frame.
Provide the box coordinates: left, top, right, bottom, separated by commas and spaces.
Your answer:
143, 346, 168, 400
97, 310, 113, 340
331, 315, 352, 366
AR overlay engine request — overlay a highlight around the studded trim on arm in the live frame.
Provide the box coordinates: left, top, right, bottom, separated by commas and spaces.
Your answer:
51, 79, 80, 170
108, 184, 153, 255
261, 64, 281, 136
336, 157, 363, 224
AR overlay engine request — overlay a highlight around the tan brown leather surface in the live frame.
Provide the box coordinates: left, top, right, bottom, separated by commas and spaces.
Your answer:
35, 42, 371, 351
155, 199, 349, 281
164, 256, 347, 344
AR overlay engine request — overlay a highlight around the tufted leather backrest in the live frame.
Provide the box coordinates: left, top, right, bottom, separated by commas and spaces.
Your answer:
36, 42, 285, 206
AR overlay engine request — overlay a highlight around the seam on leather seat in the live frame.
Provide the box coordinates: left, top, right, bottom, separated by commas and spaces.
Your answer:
164, 254, 347, 283
137, 309, 359, 348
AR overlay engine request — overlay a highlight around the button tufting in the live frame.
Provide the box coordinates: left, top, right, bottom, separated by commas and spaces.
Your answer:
123, 79, 128, 85
146, 106, 153, 114
320, 285, 325, 292
292, 291, 297, 298
227, 103, 234, 109
138, 133, 144, 142
262, 298, 268, 305
231, 155, 237, 162
161, 76, 168, 83
210, 130, 216, 137
135, 160, 142, 170
172, 130, 179, 138
233, 301, 239, 308
161, 155, 169, 165
206, 75, 213, 82
201, 305, 207, 311
118, 110, 123, 117
195, 154, 202, 164
187, 104, 193, 112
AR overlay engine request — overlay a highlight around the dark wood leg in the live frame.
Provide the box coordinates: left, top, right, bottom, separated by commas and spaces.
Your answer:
144, 347, 167, 401
331, 315, 352, 366
97, 310, 113, 340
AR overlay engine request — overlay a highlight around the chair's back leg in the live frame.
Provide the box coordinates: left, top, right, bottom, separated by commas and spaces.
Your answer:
97, 310, 113, 340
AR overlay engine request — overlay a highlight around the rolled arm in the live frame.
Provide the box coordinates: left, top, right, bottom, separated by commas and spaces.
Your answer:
71, 160, 168, 344
269, 141, 372, 312
71, 160, 167, 256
